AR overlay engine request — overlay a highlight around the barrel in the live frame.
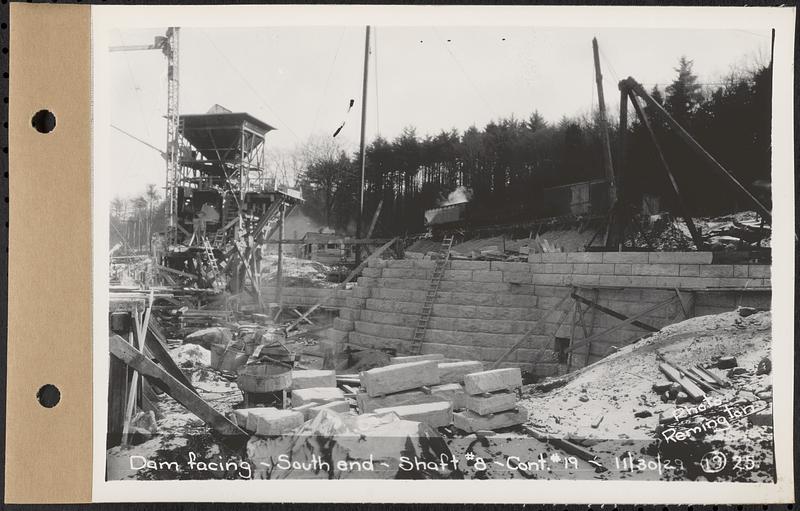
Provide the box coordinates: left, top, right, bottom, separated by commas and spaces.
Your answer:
237, 362, 292, 393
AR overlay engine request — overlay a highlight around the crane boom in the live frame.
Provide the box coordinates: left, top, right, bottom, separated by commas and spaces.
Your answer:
109, 28, 181, 245
111, 124, 166, 158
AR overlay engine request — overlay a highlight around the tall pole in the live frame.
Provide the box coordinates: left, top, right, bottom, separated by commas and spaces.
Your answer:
165, 27, 180, 246
592, 38, 616, 205
275, 202, 286, 319
355, 25, 371, 264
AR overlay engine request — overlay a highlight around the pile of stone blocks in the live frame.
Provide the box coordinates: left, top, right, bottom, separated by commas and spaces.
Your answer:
358, 359, 453, 428
453, 368, 528, 433
356, 357, 485, 416
289, 370, 350, 419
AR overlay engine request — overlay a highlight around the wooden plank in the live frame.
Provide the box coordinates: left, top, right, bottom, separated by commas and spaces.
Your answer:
592, 38, 617, 202
156, 264, 200, 281
285, 237, 398, 332
292, 308, 314, 325
109, 334, 247, 437
583, 288, 599, 366
565, 296, 676, 354
658, 362, 705, 401
145, 317, 197, 394
687, 366, 716, 385
491, 292, 571, 369
571, 292, 658, 332
121, 313, 143, 446
674, 288, 689, 319
679, 367, 716, 393
567, 299, 578, 371
694, 366, 730, 388
365, 199, 384, 240
176, 223, 193, 238
232, 241, 266, 311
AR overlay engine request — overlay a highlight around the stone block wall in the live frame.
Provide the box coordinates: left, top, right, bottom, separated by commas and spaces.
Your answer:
260, 286, 350, 309
328, 252, 770, 376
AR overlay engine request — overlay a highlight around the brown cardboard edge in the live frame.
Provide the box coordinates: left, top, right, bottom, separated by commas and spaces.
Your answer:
6, 3, 92, 503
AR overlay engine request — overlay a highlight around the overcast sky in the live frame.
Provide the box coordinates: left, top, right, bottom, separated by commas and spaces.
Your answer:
109, 26, 770, 199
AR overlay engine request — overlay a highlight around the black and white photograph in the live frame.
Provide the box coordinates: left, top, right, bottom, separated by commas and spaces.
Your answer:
92, 5, 794, 502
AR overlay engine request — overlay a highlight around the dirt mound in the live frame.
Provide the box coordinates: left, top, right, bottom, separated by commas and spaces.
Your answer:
517, 308, 774, 482
521, 309, 771, 440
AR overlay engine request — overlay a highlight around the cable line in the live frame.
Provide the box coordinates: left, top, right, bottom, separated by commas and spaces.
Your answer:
312, 27, 347, 133
431, 27, 495, 116
201, 30, 302, 142
373, 27, 381, 137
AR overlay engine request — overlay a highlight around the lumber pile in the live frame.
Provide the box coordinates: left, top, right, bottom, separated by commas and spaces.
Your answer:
653, 359, 732, 424
453, 368, 528, 433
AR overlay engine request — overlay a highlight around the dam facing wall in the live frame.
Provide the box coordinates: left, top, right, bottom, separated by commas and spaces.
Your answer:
326, 251, 771, 376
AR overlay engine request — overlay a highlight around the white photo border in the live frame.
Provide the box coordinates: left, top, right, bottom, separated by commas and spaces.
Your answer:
91, 4, 796, 503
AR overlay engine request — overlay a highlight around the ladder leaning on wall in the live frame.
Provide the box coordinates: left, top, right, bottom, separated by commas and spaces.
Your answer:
409, 236, 455, 355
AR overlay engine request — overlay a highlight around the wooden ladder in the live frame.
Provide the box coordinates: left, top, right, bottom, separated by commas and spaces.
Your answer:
212, 226, 227, 247
409, 236, 455, 355
201, 236, 220, 276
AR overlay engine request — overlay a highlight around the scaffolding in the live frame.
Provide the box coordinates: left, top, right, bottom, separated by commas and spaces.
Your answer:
173, 109, 277, 248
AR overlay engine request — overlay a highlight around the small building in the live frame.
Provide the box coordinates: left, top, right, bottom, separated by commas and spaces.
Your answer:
424, 202, 468, 227
300, 232, 353, 265
537, 178, 611, 217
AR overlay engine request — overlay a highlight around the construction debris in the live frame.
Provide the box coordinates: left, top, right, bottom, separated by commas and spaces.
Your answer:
518, 310, 775, 482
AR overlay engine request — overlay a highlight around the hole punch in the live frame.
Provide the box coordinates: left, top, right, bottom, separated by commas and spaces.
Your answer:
31, 109, 56, 134
36, 384, 61, 408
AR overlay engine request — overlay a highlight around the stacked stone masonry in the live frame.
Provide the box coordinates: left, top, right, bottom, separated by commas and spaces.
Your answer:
260, 286, 350, 309
330, 252, 770, 376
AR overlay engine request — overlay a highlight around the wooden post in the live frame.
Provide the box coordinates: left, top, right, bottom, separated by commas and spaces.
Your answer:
605, 85, 630, 249
275, 201, 285, 320
121, 294, 151, 447
565, 296, 676, 354
110, 335, 247, 437
618, 87, 628, 200
355, 25, 371, 266
584, 288, 599, 366
572, 290, 659, 332
567, 299, 578, 371
365, 198, 384, 240
627, 91, 705, 250
592, 38, 616, 204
